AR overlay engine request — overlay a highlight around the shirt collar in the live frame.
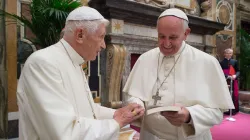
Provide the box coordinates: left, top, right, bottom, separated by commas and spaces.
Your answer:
224, 58, 231, 60
60, 39, 85, 66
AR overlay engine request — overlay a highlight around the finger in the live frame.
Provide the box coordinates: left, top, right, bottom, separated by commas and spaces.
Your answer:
133, 112, 144, 120
131, 107, 144, 116
138, 110, 145, 116
136, 107, 145, 113
132, 110, 137, 116
127, 103, 140, 110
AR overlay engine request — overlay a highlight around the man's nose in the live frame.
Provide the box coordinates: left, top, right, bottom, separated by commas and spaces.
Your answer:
163, 38, 171, 46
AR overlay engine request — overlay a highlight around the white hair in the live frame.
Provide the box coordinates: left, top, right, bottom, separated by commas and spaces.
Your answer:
224, 48, 233, 53
64, 19, 109, 35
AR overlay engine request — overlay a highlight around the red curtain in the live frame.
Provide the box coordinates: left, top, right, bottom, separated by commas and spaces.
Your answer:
131, 54, 141, 70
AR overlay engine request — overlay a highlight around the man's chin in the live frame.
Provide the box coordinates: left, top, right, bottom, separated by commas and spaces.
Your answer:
161, 50, 175, 56
90, 57, 97, 61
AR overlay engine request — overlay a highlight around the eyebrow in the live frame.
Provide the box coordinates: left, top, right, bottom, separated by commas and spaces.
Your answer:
158, 33, 179, 37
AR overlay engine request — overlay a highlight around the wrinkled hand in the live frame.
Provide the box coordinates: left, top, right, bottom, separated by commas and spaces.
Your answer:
160, 106, 190, 127
114, 103, 145, 128
232, 75, 236, 80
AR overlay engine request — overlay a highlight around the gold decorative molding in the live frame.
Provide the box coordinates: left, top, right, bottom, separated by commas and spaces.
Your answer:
6, 0, 18, 113
175, 0, 192, 10
106, 44, 126, 108
134, 0, 174, 8
216, 0, 234, 31
201, 0, 212, 18
109, 19, 124, 34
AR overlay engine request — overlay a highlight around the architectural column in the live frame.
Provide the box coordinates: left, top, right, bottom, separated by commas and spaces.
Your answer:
0, 0, 7, 138
6, 0, 17, 113
101, 19, 126, 108
6, 0, 18, 139
105, 44, 126, 108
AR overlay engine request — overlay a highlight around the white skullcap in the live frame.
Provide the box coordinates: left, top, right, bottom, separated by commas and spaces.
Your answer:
66, 6, 105, 22
159, 8, 188, 22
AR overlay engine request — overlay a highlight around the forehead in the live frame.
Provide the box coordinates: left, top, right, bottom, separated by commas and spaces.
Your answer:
225, 50, 233, 53
157, 16, 183, 34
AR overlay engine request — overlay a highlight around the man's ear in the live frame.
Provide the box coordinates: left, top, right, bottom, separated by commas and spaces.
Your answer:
75, 28, 86, 43
184, 28, 191, 40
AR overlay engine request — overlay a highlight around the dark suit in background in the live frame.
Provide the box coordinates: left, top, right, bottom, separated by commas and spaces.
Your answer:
220, 58, 240, 115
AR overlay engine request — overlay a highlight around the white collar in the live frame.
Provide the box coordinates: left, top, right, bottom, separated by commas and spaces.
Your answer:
60, 39, 85, 66
159, 41, 186, 60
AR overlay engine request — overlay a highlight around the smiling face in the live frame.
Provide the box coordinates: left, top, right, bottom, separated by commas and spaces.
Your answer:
75, 23, 106, 61
157, 16, 190, 56
224, 49, 233, 59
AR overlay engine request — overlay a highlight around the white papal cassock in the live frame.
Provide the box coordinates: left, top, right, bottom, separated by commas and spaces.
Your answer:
124, 41, 234, 140
17, 39, 120, 140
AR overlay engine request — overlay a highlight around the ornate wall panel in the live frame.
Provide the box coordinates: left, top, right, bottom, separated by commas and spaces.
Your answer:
105, 44, 126, 108
216, 0, 234, 31
216, 34, 233, 61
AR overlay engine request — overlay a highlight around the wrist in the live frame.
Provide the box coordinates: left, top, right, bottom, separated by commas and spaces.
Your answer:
114, 119, 123, 128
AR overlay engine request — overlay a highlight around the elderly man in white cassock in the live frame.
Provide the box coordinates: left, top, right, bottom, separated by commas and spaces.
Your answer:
123, 8, 234, 140
17, 6, 144, 140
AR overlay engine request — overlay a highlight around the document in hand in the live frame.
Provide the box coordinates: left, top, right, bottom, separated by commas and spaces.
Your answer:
146, 106, 181, 115
130, 106, 181, 132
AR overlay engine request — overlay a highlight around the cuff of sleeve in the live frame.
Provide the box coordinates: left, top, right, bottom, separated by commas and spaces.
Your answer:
182, 107, 196, 137
113, 119, 121, 130
110, 109, 116, 117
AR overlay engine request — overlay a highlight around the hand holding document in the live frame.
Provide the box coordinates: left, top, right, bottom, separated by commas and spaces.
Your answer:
146, 106, 181, 115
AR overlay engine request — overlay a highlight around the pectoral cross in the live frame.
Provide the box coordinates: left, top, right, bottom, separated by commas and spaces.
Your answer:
152, 91, 161, 106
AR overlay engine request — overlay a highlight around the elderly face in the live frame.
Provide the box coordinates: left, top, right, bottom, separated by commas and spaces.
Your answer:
157, 16, 190, 56
224, 50, 233, 59
76, 23, 106, 61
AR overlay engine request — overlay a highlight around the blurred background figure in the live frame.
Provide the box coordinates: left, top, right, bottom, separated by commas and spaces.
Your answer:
220, 48, 240, 115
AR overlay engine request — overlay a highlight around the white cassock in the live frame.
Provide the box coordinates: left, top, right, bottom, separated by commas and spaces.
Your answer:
123, 41, 234, 140
17, 39, 120, 140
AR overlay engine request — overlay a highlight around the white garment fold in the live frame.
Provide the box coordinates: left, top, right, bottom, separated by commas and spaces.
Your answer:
17, 39, 120, 140
124, 42, 234, 140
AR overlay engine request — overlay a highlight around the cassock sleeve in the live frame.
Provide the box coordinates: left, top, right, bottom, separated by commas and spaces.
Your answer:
20, 58, 120, 140
183, 105, 223, 138
95, 104, 116, 119
127, 96, 145, 108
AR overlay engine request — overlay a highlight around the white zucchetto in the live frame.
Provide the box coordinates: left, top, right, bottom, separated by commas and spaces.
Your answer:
66, 6, 105, 22
159, 8, 189, 22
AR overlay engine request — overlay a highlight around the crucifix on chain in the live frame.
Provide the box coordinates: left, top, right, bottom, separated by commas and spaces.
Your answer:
152, 91, 162, 106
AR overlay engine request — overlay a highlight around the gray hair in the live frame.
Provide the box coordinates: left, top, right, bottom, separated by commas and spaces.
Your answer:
224, 48, 233, 53
64, 19, 109, 35
182, 20, 189, 31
